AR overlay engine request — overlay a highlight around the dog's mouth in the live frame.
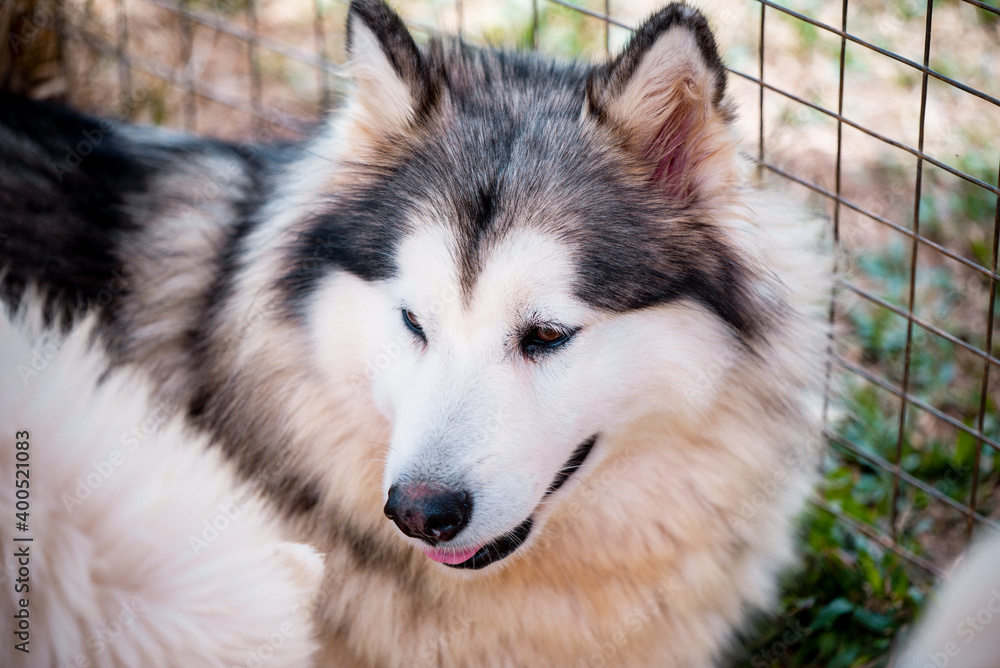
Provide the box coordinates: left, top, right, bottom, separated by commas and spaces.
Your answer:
421, 517, 534, 569
432, 434, 598, 570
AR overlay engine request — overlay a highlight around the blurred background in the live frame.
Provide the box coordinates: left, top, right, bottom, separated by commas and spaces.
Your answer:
1, 0, 998, 665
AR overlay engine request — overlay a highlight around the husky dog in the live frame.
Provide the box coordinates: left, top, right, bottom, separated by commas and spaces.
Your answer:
1, 1, 833, 665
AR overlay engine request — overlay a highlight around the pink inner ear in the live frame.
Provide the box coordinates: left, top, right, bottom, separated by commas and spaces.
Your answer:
646, 104, 699, 200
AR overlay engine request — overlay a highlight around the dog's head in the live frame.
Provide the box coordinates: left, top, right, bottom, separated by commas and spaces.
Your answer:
291, 0, 766, 569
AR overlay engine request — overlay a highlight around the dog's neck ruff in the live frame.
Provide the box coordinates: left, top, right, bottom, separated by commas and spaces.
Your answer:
444, 435, 598, 570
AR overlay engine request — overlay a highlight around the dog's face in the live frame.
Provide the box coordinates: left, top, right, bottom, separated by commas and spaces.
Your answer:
376, 228, 744, 568
294, 0, 761, 569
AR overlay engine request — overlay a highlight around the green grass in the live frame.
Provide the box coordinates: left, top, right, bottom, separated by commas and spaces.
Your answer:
732, 512, 927, 667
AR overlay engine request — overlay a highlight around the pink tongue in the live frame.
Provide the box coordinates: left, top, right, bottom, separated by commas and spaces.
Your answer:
421, 545, 481, 565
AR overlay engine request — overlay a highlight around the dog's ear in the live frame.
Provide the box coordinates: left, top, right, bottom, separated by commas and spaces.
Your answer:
345, 0, 437, 135
586, 4, 737, 201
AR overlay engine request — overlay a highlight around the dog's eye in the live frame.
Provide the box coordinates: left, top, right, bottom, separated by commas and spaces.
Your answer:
521, 325, 574, 358
533, 326, 563, 344
401, 308, 426, 341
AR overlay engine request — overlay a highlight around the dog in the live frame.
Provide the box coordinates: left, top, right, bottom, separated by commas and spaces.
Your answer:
0, 1, 834, 665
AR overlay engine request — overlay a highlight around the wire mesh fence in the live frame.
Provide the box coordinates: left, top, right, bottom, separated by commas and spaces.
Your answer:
3, 0, 998, 639
738, 0, 1000, 581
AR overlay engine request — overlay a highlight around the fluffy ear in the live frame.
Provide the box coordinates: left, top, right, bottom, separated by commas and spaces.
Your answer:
345, 0, 437, 135
586, 4, 737, 201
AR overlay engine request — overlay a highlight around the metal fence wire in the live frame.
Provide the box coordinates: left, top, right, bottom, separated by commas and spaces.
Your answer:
3, 0, 998, 584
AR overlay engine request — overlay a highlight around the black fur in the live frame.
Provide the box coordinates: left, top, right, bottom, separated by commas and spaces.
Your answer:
0, 93, 281, 331
0, 93, 320, 515
0, 93, 145, 327
546, 435, 597, 495
280, 170, 411, 305
280, 3, 764, 339
274, 472, 323, 516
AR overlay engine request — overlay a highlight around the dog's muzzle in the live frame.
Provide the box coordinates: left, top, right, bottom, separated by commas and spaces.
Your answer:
384, 435, 598, 570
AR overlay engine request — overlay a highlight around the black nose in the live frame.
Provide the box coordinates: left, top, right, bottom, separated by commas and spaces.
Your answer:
383, 483, 472, 545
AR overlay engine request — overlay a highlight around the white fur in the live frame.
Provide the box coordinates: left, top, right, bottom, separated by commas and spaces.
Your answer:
314, 225, 744, 556
894, 530, 1000, 668
617, 22, 718, 116
0, 307, 323, 668
301, 189, 830, 666
346, 13, 418, 134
